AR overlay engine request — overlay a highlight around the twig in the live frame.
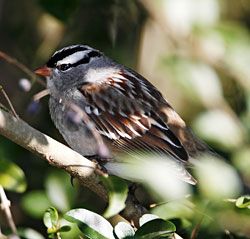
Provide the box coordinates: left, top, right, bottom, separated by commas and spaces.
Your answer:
0, 50, 46, 87
33, 89, 50, 101
190, 215, 204, 239
0, 86, 19, 119
0, 186, 19, 238
150, 194, 192, 208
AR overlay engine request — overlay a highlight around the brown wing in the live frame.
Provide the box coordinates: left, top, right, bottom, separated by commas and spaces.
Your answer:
78, 69, 189, 163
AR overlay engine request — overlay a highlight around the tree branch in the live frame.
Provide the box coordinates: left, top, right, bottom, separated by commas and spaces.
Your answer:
0, 107, 147, 225
0, 107, 108, 200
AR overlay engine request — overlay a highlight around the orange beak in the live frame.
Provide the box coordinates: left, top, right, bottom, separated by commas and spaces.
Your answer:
34, 66, 52, 77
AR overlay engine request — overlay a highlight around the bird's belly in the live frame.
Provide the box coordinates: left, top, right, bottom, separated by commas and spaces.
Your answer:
49, 97, 98, 156
60, 127, 98, 156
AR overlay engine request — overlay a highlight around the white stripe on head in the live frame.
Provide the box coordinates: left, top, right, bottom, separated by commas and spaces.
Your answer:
57, 51, 86, 66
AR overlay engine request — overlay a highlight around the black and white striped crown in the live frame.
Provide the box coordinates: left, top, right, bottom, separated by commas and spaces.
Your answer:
46, 44, 102, 70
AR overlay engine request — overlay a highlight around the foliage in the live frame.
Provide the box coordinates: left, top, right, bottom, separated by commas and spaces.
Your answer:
101, 176, 128, 218
64, 209, 175, 239
0, 158, 26, 193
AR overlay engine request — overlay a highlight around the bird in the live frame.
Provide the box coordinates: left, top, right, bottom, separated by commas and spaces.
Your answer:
35, 44, 210, 185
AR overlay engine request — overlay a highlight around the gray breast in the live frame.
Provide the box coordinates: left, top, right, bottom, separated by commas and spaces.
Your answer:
48, 91, 98, 156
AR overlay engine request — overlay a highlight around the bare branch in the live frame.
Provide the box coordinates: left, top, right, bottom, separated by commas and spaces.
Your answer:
0, 50, 46, 87
0, 96, 147, 226
0, 86, 19, 119
32, 89, 50, 101
0, 186, 19, 238
0, 107, 108, 200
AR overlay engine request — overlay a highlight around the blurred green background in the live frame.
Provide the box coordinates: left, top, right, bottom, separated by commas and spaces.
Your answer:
0, 0, 250, 238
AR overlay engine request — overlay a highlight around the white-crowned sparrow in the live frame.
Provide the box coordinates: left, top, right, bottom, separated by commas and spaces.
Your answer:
35, 44, 210, 184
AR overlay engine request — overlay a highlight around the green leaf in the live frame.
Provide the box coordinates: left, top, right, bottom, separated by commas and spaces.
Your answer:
45, 170, 76, 212
151, 201, 193, 221
139, 214, 159, 227
114, 222, 135, 239
59, 220, 81, 239
101, 176, 128, 218
163, 59, 224, 108
235, 195, 250, 209
21, 191, 51, 218
232, 148, 250, 180
193, 110, 244, 150
18, 228, 45, 239
105, 155, 191, 200
194, 155, 242, 199
58, 225, 71, 232
0, 159, 26, 192
135, 219, 176, 239
43, 207, 59, 229
64, 208, 115, 239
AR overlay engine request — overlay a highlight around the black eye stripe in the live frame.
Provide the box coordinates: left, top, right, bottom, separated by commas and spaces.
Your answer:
57, 64, 71, 71
47, 45, 88, 67
88, 51, 102, 58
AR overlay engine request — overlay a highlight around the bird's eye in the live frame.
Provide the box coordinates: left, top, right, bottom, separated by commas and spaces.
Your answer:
57, 64, 71, 71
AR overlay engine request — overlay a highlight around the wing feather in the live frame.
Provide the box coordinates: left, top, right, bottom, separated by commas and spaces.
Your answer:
79, 69, 189, 162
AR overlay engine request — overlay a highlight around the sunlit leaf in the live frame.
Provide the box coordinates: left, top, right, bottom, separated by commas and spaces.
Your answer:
59, 219, 81, 239
235, 195, 250, 209
139, 214, 159, 227
163, 0, 219, 35
163, 58, 224, 108
151, 200, 194, 221
101, 176, 128, 218
173, 233, 184, 239
0, 159, 26, 192
194, 155, 242, 199
196, 29, 225, 62
193, 110, 244, 150
114, 222, 134, 239
218, 23, 250, 90
135, 218, 176, 238
18, 228, 45, 239
21, 191, 51, 218
45, 170, 76, 212
43, 207, 59, 229
232, 148, 250, 181
64, 208, 115, 239
105, 154, 191, 201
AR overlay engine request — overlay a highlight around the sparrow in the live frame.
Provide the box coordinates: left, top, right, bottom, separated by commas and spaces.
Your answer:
35, 44, 210, 185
